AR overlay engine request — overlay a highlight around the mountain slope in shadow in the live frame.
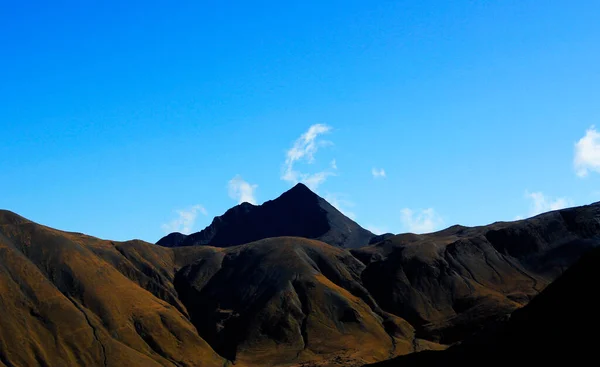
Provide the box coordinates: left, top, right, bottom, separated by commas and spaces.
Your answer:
172, 237, 443, 366
366, 245, 600, 366
352, 201, 600, 344
157, 183, 375, 249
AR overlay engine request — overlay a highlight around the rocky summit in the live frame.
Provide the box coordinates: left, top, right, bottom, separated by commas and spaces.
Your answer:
1, 187, 599, 367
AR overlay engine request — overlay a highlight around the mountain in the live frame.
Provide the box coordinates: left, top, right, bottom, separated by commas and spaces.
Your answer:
366, 246, 600, 366
352, 202, 600, 344
173, 237, 445, 366
0, 210, 441, 367
1, 200, 599, 366
157, 183, 375, 249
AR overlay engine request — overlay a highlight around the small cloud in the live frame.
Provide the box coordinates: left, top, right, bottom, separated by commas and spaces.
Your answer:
372, 167, 386, 178
400, 208, 444, 234
574, 125, 600, 177
303, 171, 336, 191
366, 225, 387, 235
325, 193, 356, 220
281, 124, 335, 191
525, 191, 572, 216
161, 204, 207, 234
228, 175, 258, 204
514, 215, 524, 221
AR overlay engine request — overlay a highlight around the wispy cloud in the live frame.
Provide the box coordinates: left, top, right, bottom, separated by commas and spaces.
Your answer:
400, 208, 444, 234
228, 175, 258, 204
372, 167, 386, 178
575, 126, 600, 177
525, 191, 572, 216
366, 225, 387, 235
161, 204, 207, 234
325, 193, 356, 220
281, 124, 335, 191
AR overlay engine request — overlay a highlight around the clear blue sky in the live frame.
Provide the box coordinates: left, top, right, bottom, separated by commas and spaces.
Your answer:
2, 1, 599, 242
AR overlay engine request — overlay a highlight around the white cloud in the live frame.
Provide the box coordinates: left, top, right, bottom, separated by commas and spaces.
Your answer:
372, 167, 386, 178
281, 124, 335, 191
575, 126, 600, 177
400, 208, 444, 234
302, 172, 334, 191
366, 225, 387, 235
525, 191, 572, 216
514, 215, 524, 221
161, 204, 207, 234
325, 193, 356, 220
228, 175, 258, 204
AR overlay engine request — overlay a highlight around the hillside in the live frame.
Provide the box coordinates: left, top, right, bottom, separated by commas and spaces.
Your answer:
353, 202, 600, 343
0, 210, 223, 367
366, 246, 600, 366
0, 197, 599, 366
0, 210, 437, 367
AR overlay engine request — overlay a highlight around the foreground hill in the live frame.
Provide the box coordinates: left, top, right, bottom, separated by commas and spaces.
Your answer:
1, 198, 599, 366
0, 210, 223, 367
367, 246, 600, 366
157, 183, 375, 249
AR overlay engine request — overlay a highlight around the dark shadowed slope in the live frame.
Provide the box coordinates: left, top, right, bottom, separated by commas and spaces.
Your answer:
157, 183, 374, 249
366, 246, 600, 367
352, 202, 600, 344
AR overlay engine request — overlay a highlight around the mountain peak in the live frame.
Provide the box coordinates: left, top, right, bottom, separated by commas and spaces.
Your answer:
278, 182, 320, 202
289, 182, 312, 193
156, 183, 374, 249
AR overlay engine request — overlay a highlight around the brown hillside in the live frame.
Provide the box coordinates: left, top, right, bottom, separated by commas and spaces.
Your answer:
1, 199, 599, 366
0, 210, 223, 367
172, 237, 442, 366
0, 211, 440, 367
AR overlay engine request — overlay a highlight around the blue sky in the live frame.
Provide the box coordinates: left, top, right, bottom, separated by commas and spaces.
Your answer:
1, 1, 599, 242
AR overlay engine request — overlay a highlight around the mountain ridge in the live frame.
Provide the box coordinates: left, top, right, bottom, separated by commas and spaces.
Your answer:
1, 199, 599, 366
